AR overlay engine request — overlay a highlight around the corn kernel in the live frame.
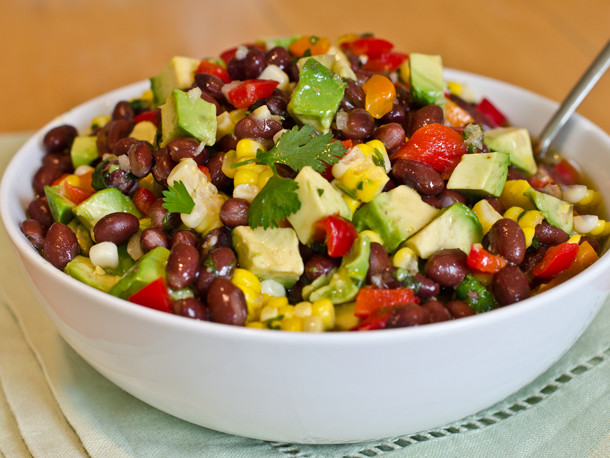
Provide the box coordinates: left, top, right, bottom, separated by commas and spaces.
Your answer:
90, 114, 111, 130
232, 183, 260, 202
265, 296, 289, 309
260, 305, 279, 322
567, 234, 581, 244
503, 206, 525, 222
589, 220, 610, 236
522, 227, 536, 248
280, 317, 303, 332
499, 180, 534, 210
472, 199, 503, 235
234, 168, 260, 186
579, 190, 601, 207
232, 268, 261, 293
303, 315, 325, 332
278, 304, 295, 319
257, 167, 274, 188
260, 279, 286, 298
359, 230, 383, 246
236, 139, 264, 160
294, 301, 312, 318
246, 322, 267, 329
311, 298, 335, 330
221, 150, 239, 178
393, 246, 418, 273
447, 81, 463, 96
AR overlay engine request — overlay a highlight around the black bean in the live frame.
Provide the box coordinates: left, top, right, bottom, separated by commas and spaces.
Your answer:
534, 220, 569, 246
392, 159, 444, 196
219, 198, 250, 228
42, 152, 73, 174
166, 137, 208, 164
492, 264, 530, 306
437, 189, 467, 208
227, 56, 246, 81
265, 46, 291, 71
405, 105, 444, 137
112, 101, 134, 121
414, 273, 440, 299
206, 152, 232, 193
520, 245, 548, 276
43, 222, 79, 269
424, 249, 471, 287
380, 101, 406, 125
194, 73, 225, 102
340, 80, 365, 110
422, 300, 452, 323
234, 116, 282, 140
171, 230, 200, 248
305, 254, 339, 282
200, 91, 222, 115
93, 212, 140, 245
206, 247, 236, 278
341, 108, 375, 140
96, 119, 133, 157
195, 267, 216, 298
386, 304, 430, 328
265, 96, 288, 116
243, 48, 266, 79
172, 297, 208, 320
43, 125, 78, 154
27, 197, 54, 229
148, 199, 180, 231
445, 300, 475, 318
486, 218, 526, 264
127, 141, 154, 178
151, 147, 176, 187
21, 219, 47, 250
367, 242, 392, 280
373, 123, 406, 153
104, 168, 138, 195
32, 164, 63, 196
206, 277, 247, 326
113, 137, 137, 156
199, 227, 232, 258
140, 227, 169, 252
166, 243, 200, 289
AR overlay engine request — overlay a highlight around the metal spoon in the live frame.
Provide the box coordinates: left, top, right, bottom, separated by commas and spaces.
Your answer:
535, 39, 610, 160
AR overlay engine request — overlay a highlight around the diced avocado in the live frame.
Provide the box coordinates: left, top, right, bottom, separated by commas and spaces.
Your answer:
44, 185, 75, 224
456, 274, 498, 313
73, 187, 142, 232
307, 233, 371, 304
525, 188, 573, 234
484, 127, 538, 175
286, 166, 351, 245
129, 120, 157, 145
109, 246, 170, 299
232, 226, 304, 288
70, 135, 98, 168
150, 56, 200, 107
160, 88, 217, 147
104, 244, 136, 276
446, 152, 510, 197
65, 255, 121, 292
333, 303, 359, 331
406, 203, 483, 258
409, 53, 445, 106
353, 185, 438, 252
296, 54, 336, 72
287, 58, 346, 132
67, 219, 93, 255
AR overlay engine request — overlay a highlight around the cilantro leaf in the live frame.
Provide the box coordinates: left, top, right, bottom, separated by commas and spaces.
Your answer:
248, 175, 301, 229
162, 180, 195, 214
254, 125, 347, 173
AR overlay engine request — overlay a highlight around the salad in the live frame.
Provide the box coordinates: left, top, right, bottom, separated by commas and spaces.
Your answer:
21, 34, 608, 332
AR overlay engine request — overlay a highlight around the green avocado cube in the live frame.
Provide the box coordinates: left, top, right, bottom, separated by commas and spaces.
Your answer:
73, 187, 142, 232
446, 152, 510, 197
160, 88, 217, 147
150, 56, 201, 107
70, 135, 98, 168
109, 246, 170, 299
353, 185, 438, 252
232, 226, 304, 288
484, 127, 538, 175
409, 53, 445, 106
44, 185, 75, 224
65, 255, 120, 292
287, 58, 346, 132
525, 188, 573, 234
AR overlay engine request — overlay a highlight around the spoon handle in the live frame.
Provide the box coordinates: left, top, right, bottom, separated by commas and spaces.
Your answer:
536, 40, 610, 157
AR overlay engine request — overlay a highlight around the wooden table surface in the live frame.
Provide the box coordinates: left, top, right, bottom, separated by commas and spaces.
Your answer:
1, 0, 608, 134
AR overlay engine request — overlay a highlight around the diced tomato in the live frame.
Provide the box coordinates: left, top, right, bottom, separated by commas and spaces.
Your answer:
475, 98, 506, 127
532, 242, 579, 278
314, 214, 358, 258
362, 52, 408, 72
552, 158, 581, 185
128, 277, 172, 313
350, 307, 393, 331
133, 110, 160, 127
198, 164, 212, 181
392, 123, 468, 174
467, 243, 507, 274
354, 287, 419, 318
64, 180, 94, 204
343, 36, 394, 57
196, 60, 232, 84
226, 79, 279, 108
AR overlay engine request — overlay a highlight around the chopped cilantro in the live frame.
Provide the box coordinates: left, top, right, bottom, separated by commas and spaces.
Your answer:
162, 180, 195, 214
248, 175, 301, 229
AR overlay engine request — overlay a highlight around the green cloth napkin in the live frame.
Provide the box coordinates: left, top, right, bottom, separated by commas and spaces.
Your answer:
0, 132, 608, 457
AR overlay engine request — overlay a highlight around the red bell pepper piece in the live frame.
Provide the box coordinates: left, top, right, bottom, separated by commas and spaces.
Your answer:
133, 110, 160, 127
467, 243, 507, 274
350, 306, 393, 331
226, 79, 279, 108
475, 98, 506, 127
314, 214, 358, 258
363, 52, 408, 72
343, 36, 394, 57
128, 277, 172, 313
551, 158, 581, 186
392, 123, 468, 174
64, 180, 94, 204
198, 164, 212, 181
132, 186, 158, 216
196, 60, 232, 84
354, 287, 419, 318
532, 242, 579, 278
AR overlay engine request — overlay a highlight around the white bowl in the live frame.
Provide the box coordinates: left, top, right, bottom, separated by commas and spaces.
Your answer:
1, 70, 609, 444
